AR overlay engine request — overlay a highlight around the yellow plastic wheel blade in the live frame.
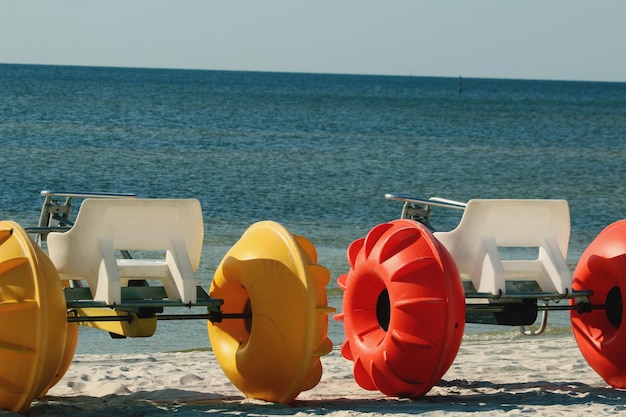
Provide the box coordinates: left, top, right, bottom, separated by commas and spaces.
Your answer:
208, 221, 334, 403
0, 221, 67, 414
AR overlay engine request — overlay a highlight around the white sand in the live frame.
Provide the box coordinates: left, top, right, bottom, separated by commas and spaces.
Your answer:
27, 335, 625, 416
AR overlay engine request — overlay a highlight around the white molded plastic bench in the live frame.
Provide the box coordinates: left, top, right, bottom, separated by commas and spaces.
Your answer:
434, 199, 571, 296
47, 198, 204, 305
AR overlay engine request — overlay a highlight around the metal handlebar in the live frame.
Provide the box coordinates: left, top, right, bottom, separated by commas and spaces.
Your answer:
384, 193, 467, 210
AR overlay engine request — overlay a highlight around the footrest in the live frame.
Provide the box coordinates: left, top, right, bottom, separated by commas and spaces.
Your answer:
64, 286, 224, 310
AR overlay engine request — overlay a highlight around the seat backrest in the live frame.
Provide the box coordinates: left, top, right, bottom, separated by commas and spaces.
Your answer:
434, 199, 570, 296
47, 198, 204, 304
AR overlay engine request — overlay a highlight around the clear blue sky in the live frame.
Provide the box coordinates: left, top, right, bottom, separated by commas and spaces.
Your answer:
1, 0, 624, 82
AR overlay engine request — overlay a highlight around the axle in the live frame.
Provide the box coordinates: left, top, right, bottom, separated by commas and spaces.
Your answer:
67, 311, 252, 323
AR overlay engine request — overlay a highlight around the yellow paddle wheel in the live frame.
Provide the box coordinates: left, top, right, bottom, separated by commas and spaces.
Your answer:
209, 221, 334, 403
0, 221, 75, 414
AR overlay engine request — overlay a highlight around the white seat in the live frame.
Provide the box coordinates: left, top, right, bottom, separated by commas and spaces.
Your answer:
434, 199, 571, 296
47, 198, 204, 305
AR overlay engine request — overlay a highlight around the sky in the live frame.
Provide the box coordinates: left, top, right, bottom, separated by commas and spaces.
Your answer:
1, 0, 624, 82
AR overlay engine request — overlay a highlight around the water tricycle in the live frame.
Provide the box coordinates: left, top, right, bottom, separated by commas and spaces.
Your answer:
1, 191, 626, 414
0, 191, 334, 414
335, 193, 626, 398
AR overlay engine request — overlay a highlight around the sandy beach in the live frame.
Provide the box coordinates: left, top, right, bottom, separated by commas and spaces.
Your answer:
19, 334, 623, 416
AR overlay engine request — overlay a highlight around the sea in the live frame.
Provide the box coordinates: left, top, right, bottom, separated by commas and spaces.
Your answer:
1, 64, 625, 355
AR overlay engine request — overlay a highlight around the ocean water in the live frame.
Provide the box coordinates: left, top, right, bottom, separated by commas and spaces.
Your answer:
1, 64, 625, 355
